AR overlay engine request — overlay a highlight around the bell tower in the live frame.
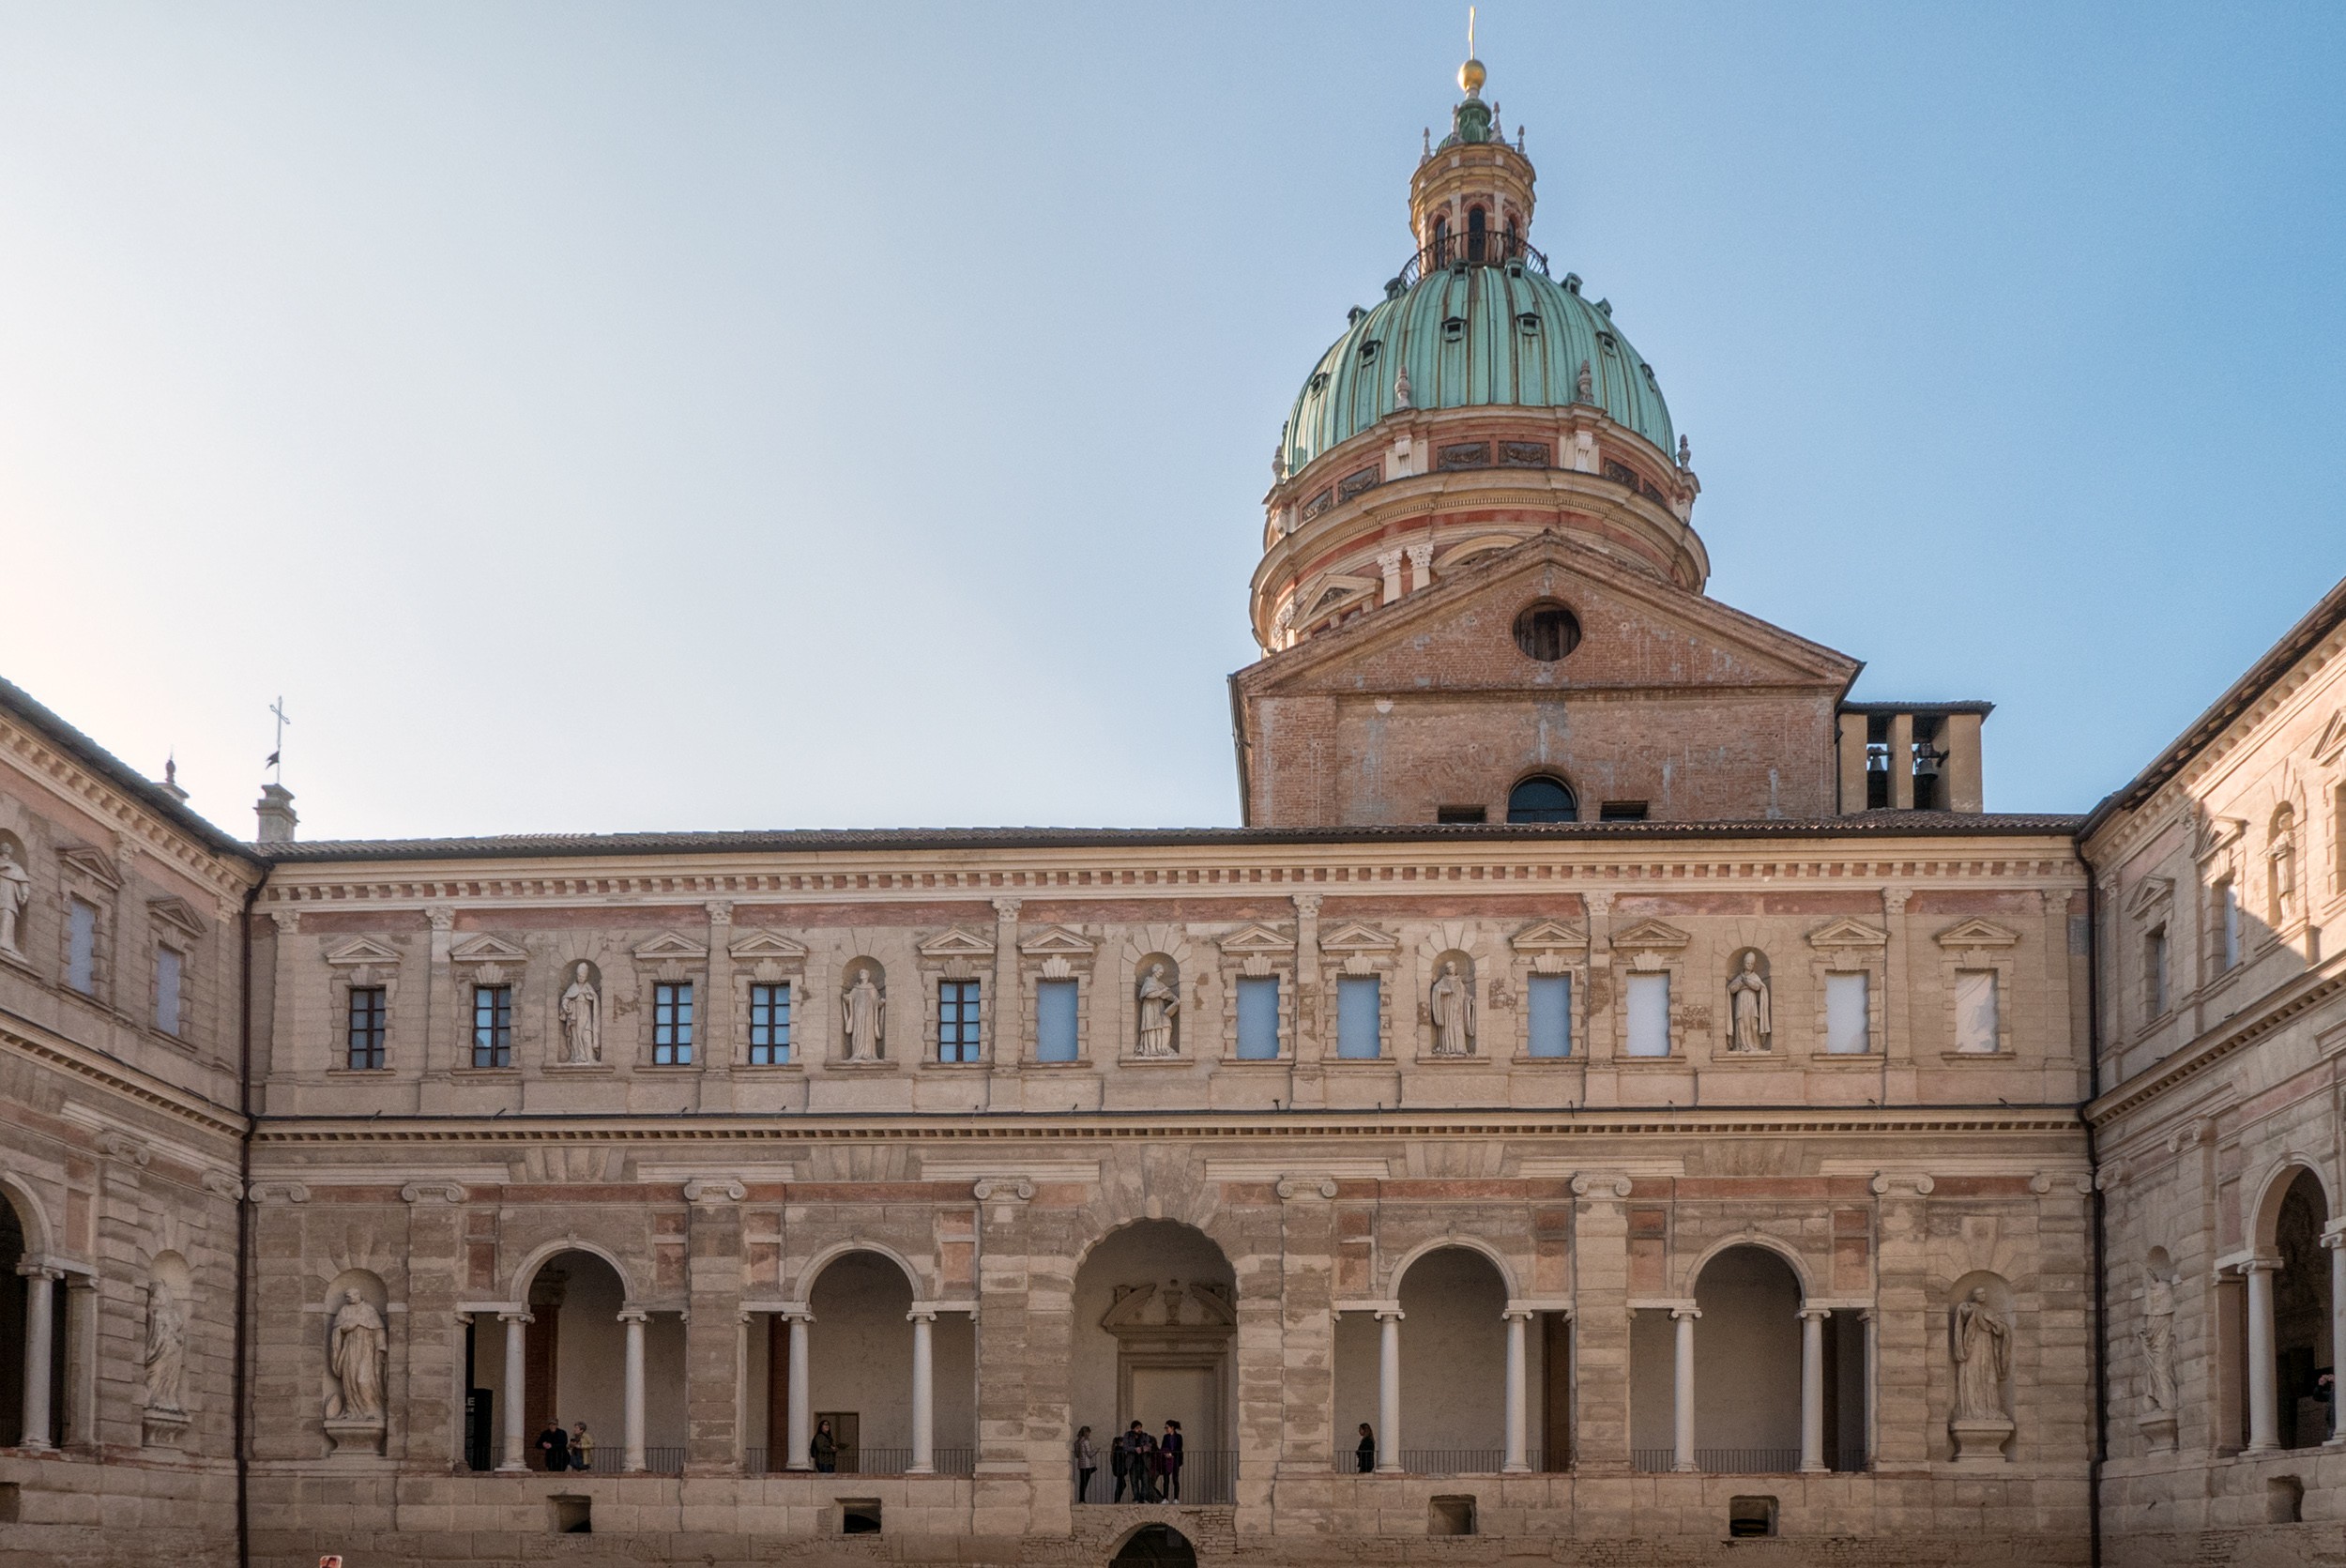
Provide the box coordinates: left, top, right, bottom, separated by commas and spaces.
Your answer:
1407, 53, 1539, 268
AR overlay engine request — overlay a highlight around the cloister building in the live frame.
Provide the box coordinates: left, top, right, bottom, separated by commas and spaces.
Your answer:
2, 53, 2342, 1568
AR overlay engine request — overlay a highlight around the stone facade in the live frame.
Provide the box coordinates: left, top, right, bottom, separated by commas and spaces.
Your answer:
0, 48, 2338, 1568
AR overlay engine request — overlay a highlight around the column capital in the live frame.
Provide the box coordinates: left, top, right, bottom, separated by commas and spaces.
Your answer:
617, 1307, 649, 1324
2244, 1256, 2284, 1276
497, 1309, 534, 1325
2321, 1221, 2346, 1249
1501, 1306, 1535, 1322
779, 1304, 815, 1324
1373, 1304, 1405, 1323
705, 900, 734, 924
1669, 1304, 1701, 1321
992, 897, 1023, 920
1293, 891, 1323, 918
1797, 1305, 1834, 1322
14, 1262, 65, 1282
906, 1306, 938, 1324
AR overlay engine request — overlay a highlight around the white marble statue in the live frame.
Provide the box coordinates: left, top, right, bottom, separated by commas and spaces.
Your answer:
326, 1296, 388, 1423
843, 969, 884, 1061
0, 842, 28, 957
1951, 1286, 2013, 1423
1727, 952, 1772, 1053
1135, 963, 1180, 1057
2139, 1271, 2176, 1413
558, 963, 602, 1064
1429, 959, 1475, 1056
145, 1278, 187, 1415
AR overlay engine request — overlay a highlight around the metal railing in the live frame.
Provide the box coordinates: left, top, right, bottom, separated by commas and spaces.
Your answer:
1632, 1447, 1805, 1474
1390, 232, 1550, 290
1333, 1449, 1554, 1476
742, 1446, 975, 1477
1074, 1448, 1236, 1506
465, 1442, 684, 1475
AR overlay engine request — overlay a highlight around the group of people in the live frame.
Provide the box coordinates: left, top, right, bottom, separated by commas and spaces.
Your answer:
1073, 1420, 1185, 1502
533, 1419, 597, 1472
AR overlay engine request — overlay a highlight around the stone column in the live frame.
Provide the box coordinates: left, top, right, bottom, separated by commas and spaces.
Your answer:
785, 1310, 813, 1469
1274, 1178, 1340, 1482
620, 1308, 647, 1471
683, 1180, 746, 1472
1584, 893, 1616, 1064
1375, 1307, 1403, 1472
1861, 1307, 1880, 1469
1406, 542, 1433, 595
988, 899, 1022, 1108
398, 1181, 466, 1469
1377, 549, 1403, 604
2328, 1231, 2346, 1446
16, 1264, 58, 1450
497, 1311, 530, 1469
1670, 1305, 1699, 1472
1502, 1307, 1531, 1472
419, 906, 454, 1114
2246, 1260, 2280, 1453
1570, 1173, 1633, 1472
1291, 894, 1324, 1106
908, 1308, 937, 1473
701, 901, 736, 1112
1799, 1307, 1830, 1472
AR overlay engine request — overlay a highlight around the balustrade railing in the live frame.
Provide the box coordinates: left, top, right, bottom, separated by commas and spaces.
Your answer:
1073, 1448, 1236, 1505
1331, 1449, 1551, 1476
742, 1446, 975, 1477
1631, 1447, 1805, 1474
464, 1443, 684, 1475
1389, 232, 1550, 290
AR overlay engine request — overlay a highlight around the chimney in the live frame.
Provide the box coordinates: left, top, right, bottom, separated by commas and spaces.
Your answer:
255, 784, 298, 845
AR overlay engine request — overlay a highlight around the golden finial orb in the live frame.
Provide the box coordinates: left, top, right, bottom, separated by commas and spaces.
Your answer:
1458, 57, 1486, 96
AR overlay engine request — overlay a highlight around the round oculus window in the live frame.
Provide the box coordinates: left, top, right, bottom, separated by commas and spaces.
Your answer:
1513, 601, 1582, 662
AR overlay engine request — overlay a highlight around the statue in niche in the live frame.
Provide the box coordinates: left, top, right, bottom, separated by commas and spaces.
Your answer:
0, 842, 27, 957
145, 1277, 187, 1414
558, 962, 602, 1064
325, 1295, 388, 1423
2138, 1271, 2177, 1414
842, 968, 885, 1061
1429, 959, 1475, 1056
1135, 963, 1180, 1057
1951, 1286, 2013, 1423
1726, 952, 1772, 1053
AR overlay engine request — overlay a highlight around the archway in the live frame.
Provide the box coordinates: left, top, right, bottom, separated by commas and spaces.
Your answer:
2269, 1168, 2333, 1449
1108, 1523, 1197, 1566
785, 1249, 972, 1474
1693, 1246, 1803, 1470
1072, 1221, 1236, 1503
1395, 1246, 1508, 1469
473, 1247, 683, 1473
0, 1191, 25, 1446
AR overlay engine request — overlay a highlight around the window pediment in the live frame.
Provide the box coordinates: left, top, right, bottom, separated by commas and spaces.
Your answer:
1017, 925, 1096, 957
2314, 708, 2346, 765
1933, 918, 2020, 951
2124, 876, 2175, 921
1318, 921, 1398, 953
57, 845, 122, 891
1217, 924, 1295, 955
147, 895, 207, 940
727, 928, 808, 962
1509, 918, 1588, 951
1610, 918, 1691, 951
325, 936, 403, 967
1805, 917, 1888, 951
632, 930, 709, 962
449, 933, 527, 965
918, 927, 998, 959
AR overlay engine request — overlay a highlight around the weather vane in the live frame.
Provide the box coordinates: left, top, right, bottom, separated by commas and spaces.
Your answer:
1469, 6, 1476, 58
266, 696, 291, 782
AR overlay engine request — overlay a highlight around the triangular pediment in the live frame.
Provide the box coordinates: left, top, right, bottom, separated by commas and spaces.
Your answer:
1610, 918, 1691, 951
2193, 813, 2247, 861
1933, 918, 2020, 951
1318, 921, 1398, 952
146, 895, 207, 939
727, 928, 808, 961
1510, 919, 1589, 951
2315, 708, 2346, 764
325, 936, 404, 967
1805, 917, 1888, 951
2124, 876, 2176, 920
56, 845, 123, 891
449, 933, 528, 965
918, 927, 998, 958
632, 930, 709, 961
1240, 532, 1860, 699
1017, 925, 1096, 956
1217, 923, 1295, 955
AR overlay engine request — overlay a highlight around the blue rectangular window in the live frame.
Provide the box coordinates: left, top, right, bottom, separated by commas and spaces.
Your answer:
472, 983, 511, 1067
1035, 979, 1078, 1061
1336, 975, 1381, 1059
939, 979, 983, 1062
1235, 976, 1281, 1059
749, 982, 791, 1064
67, 897, 98, 995
1527, 973, 1572, 1058
345, 986, 387, 1070
1624, 972, 1671, 1057
653, 982, 694, 1065
154, 946, 183, 1036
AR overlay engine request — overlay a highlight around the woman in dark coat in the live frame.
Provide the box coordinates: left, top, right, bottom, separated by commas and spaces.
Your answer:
1356, 1423, 1376, 1474
811, 1417, 838, 1473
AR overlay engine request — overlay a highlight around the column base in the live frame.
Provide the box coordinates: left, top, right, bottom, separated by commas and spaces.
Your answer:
1501, 1461, 1531, 1474
906, 1463, 936, 1476
1672, 1460, 1699, 1473
1374, 1463, 1403, 1475
1800, 1462, 1828, 1474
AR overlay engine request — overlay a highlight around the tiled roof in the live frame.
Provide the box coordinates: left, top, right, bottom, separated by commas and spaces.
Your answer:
0, 676, 257, 862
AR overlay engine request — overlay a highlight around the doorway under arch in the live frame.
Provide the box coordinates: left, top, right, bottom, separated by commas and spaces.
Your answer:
1108, 1523, 1197, 1566
1073, 1220, 1237, 1503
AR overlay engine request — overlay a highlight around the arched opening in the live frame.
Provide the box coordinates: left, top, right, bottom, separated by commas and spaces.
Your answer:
787, 1250, 974, 1474
1467, 205, 1487, 264
1109, 1523, 1197, 1566
1632, 1246, 1854, 1473
2272, 1169, 2332, 1449
470, 1248, 684, 1473
0, 1191, 27, 1447
1072, 1221, 1236, 1503
1430, 214, 1450, 265
1506, 775, 1578, 824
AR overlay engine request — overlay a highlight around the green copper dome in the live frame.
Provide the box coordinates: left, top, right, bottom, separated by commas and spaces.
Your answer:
1281, 260, 1675, 478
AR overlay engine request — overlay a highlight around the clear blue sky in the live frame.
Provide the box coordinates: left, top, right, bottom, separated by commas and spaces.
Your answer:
2, 3, 2340, 840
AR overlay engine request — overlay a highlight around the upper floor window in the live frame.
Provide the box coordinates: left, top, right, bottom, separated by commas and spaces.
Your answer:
939, 979, 982, 1063
1335, 975, 1381, 1059
66, 897, 98, 995
749, 982, 791, 1065
653, 982, 694, 1064
1824, 971, 1870, 1055
1236, 975, 1282, 1059
1954, 970, 2001, 1054
1034, 978, 1077, 1062
2217, 879, 2242, 970
1624, 971, 1671, 1057
346, 986, 387, 1070
472, 983, 511, 1068
1527, 973, 1572, 1058
2143, 926, 2169, 1019
1507, 775, 1577, 824
154, 946, 183, 1036
1466, 204, 1487, 263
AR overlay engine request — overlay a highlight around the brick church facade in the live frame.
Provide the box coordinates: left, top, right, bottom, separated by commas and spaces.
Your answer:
2, 54, 2341, 1568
